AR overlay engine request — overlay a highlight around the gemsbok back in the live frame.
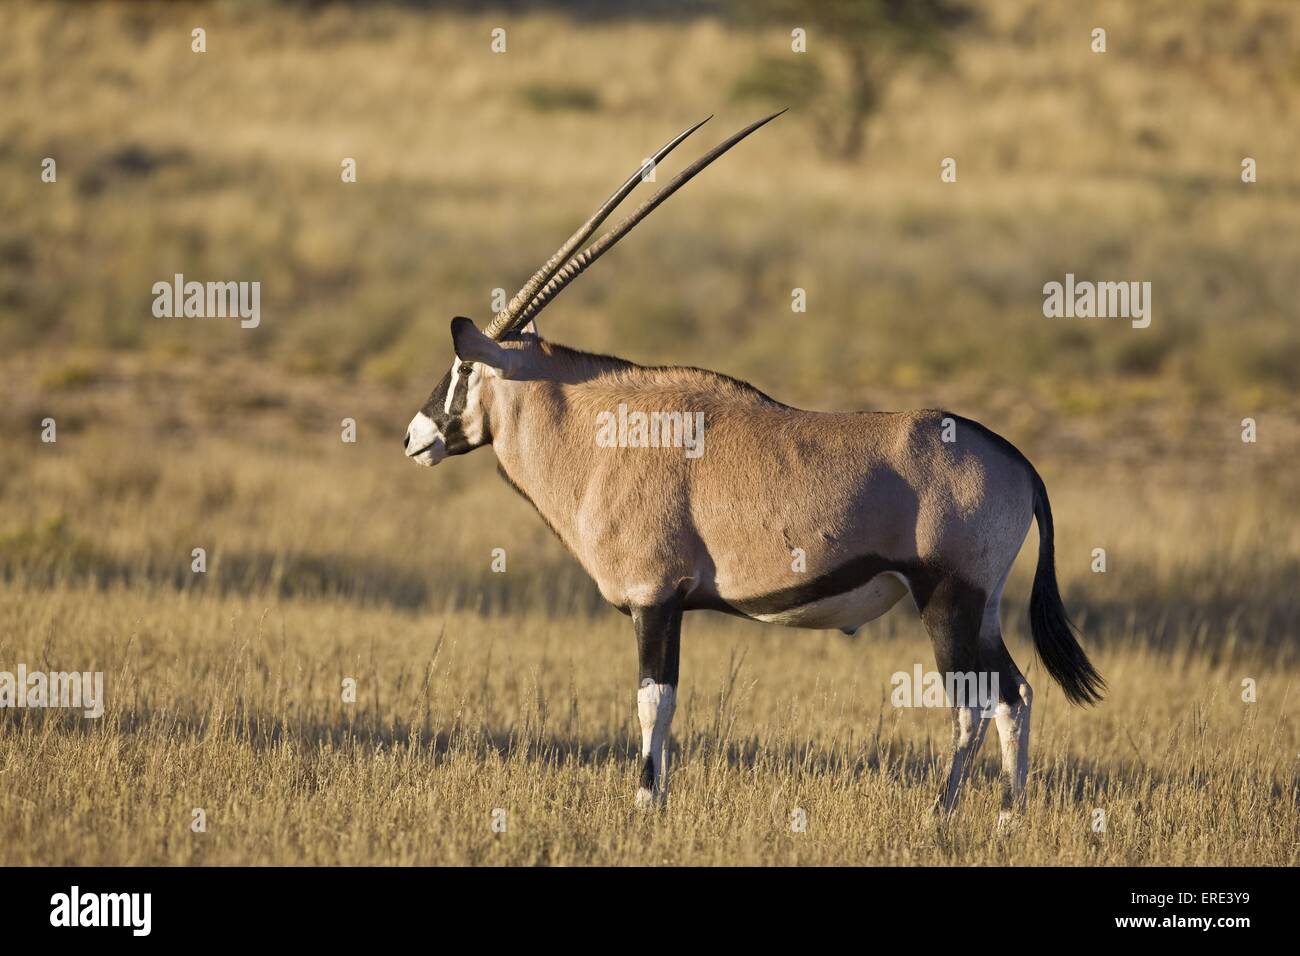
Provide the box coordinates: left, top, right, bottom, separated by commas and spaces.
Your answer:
404, 112, 1104, 820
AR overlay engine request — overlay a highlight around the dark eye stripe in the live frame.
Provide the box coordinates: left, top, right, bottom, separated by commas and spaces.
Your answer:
448, 366, 471, 416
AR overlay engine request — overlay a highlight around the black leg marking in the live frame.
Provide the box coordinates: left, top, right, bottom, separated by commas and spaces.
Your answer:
639, 757, 656, 792
635, 601, 682, 686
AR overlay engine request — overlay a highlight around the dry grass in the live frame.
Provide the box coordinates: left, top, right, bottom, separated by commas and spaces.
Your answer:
0, 0, 1297, 865
0, 586, 1294, 866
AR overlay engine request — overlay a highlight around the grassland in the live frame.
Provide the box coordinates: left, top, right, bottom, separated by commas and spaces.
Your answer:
0, 0, 1297, 865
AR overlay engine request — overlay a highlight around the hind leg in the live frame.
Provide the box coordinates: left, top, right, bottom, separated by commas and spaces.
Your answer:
915, 575, 990, 813
979, 588, 1033, 822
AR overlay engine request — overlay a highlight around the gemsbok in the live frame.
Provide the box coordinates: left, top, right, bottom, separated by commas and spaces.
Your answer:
404, 112, 1104, 818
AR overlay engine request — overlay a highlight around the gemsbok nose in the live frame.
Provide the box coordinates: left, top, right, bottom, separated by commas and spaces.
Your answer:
403, 432, 410, 450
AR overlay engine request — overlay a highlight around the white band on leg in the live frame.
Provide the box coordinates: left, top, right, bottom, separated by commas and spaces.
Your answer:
636, 681, 677, 804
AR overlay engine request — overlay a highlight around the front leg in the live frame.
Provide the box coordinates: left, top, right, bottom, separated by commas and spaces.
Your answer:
633, 599, 681, 808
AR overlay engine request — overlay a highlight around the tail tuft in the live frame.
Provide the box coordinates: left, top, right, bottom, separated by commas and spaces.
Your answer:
1028, 470, 1105, 706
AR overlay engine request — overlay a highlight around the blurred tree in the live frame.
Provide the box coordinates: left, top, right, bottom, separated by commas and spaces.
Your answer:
732, 0, 969, 161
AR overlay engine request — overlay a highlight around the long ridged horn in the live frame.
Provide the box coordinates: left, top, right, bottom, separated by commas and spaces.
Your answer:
481, 116, 714, 340
508, 110, 785, 330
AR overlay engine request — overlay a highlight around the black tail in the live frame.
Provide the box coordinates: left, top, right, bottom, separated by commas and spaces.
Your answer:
1028, 469, 1105, 705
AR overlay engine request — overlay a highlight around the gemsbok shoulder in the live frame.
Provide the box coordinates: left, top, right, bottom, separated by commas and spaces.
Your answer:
404, 112, 1104, 819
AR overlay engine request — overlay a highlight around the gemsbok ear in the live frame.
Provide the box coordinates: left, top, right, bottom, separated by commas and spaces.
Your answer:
450, 317, 520, 376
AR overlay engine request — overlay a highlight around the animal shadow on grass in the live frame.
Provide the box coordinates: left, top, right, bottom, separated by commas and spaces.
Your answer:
6, 705, 1193, 810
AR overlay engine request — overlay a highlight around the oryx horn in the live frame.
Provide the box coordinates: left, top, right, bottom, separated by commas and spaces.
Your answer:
482, 115, 713, 340
484, 110, 786, 338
